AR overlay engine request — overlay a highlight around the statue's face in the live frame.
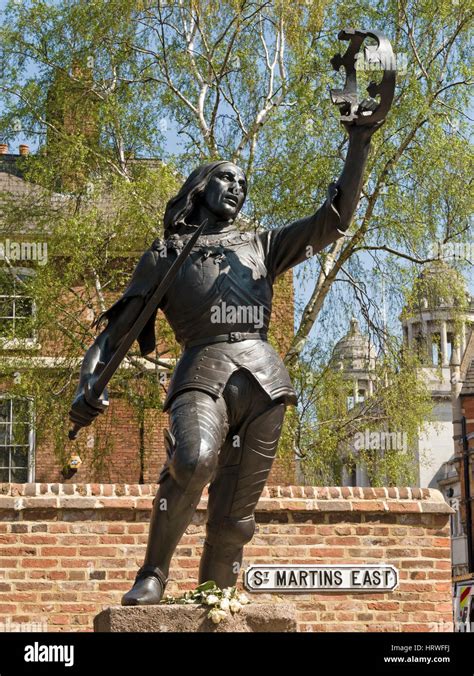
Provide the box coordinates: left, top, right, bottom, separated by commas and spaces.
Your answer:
202, 162, 247, 221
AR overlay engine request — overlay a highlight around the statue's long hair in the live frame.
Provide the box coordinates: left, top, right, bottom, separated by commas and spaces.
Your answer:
163, 160, 242, 238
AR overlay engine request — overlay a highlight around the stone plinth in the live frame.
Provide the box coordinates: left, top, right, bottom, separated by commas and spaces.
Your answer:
94, 603, 297, 633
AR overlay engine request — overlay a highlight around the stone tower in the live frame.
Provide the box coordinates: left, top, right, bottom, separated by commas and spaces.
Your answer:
332, 263, 473, 489
331, 317, 377, 408
400, 261, 474, 488
331, 318, 377, 485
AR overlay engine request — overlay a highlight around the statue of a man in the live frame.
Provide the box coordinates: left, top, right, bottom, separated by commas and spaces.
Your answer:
69, 120, 379, 605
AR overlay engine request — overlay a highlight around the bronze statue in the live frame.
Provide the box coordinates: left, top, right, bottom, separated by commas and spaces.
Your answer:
69, 29, 395, 605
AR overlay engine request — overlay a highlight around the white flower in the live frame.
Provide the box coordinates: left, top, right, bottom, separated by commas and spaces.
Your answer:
223, 588, 232, 599
238, 593, 249, 605
229, 599, 242, 614
206, 594, 219, 605
219, 598, 230, 611
209, 608, 227, 624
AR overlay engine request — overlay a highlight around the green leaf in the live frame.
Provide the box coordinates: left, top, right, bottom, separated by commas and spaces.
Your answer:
195, 581, 218, 592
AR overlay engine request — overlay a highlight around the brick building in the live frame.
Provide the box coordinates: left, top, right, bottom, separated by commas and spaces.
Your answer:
0, 145, 296, 488
443, 327, 474, 626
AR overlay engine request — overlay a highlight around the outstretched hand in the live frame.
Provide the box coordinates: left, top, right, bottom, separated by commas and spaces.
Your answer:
347, 95, 388, 139
69, 384, 109, 428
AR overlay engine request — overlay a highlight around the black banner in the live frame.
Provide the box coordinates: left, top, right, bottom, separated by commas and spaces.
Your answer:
0, 632, 470, 674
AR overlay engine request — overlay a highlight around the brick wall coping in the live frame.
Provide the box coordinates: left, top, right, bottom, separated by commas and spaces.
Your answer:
0, 483, 453, 514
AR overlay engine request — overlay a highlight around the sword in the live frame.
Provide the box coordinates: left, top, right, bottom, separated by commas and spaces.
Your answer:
68, 220, 207, 440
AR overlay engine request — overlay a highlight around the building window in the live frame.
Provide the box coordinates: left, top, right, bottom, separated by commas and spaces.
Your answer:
446, 333, 454, 363
0, 396, 35, 483
348, 389, 366, 409
0, 268, 36, 348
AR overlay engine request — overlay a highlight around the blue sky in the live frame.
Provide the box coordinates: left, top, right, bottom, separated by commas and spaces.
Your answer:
1, 0, 472, 354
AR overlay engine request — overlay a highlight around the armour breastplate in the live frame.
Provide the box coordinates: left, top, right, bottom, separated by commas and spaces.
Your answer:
159, 230, 272, 346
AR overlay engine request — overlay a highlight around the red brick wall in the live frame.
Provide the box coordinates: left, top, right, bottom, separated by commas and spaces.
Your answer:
35, 394, 293, 486
36, 397, 159, 483
142, 408, 168, 484
268, 456, 295, 485
0, 484, 453, 632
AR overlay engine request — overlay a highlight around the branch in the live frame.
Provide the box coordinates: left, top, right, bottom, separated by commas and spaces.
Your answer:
232, 13, 287, 160
351, 245, 438, 265
128, 351, 173, 371
91, 267, 106, 314
400, 2, 429, 80
177, 1, 214, 150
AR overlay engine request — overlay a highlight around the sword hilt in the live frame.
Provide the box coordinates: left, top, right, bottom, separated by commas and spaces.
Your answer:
68, 379, 109, 441
68, 423, 81, 441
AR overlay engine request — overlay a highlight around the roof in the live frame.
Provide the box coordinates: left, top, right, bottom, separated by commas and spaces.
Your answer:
0, 153, 130, 234
464, 360, 474, 394
331, 318, 377, 373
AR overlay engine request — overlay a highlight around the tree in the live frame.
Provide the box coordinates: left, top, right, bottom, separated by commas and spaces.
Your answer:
283, 343, 433, 485
0, 0, 472, 482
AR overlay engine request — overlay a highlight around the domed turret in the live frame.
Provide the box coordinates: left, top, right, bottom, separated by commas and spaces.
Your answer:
331, 318, 376, 405
404, 260, 469, 314
332, 318, 377, 372
401, 262, 474, 367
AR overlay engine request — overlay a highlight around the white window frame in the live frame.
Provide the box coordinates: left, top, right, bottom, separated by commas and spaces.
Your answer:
0, 267, 38, 350
0, 394, 35, 483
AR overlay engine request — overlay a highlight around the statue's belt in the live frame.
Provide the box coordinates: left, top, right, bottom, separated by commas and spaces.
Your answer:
185, 331, 268, 349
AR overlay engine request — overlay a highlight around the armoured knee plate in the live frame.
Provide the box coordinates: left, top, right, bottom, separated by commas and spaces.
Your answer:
142, 390, 226, 577
159, 390, 225, 492
199, 402, 285, 588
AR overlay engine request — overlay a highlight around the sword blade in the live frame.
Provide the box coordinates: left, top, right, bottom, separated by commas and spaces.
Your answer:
92, 220, 206, 397
69, 221, 206, 441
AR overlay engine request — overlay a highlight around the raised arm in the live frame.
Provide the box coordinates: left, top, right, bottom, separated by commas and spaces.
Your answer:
334, 125, 373, 229
261, 123, 377, 279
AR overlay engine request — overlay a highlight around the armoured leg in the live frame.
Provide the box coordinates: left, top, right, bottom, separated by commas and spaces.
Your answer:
122, 390, 228, 605
199, 402, 285, 588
